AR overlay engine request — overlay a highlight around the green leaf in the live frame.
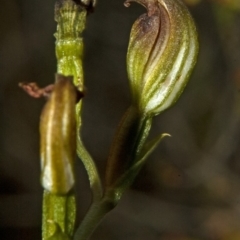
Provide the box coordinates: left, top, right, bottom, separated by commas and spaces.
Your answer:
137, 133, 170, 164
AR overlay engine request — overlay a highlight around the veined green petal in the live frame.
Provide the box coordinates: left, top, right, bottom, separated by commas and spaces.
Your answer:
126, 0, 199, 116
126, 8, 160, 103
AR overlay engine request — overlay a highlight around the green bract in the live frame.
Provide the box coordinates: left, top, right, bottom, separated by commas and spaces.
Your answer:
125, 0, 199, 116
40, 75, 77, 195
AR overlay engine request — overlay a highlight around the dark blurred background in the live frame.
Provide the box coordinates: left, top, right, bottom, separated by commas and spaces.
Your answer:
1, 0, 240, 239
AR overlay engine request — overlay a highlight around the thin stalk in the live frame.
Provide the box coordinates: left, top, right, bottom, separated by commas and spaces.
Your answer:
42, 191, 76, 239
77, 137, 103, 201
55, 0, 103, 203
74, 195, 116, 240
73, 106, 152, 240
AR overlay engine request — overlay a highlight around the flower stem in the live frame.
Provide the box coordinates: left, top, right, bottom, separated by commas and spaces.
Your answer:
74, 105, 152, 240
42, 190, 76, 239
77, 137, 103, 201
74, 196, 115, 240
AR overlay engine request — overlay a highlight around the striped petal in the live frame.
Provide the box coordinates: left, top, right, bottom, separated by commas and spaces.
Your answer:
126, 0, 199, 116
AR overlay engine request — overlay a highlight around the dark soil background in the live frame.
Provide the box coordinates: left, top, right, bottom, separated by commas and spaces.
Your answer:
1, 0, 240, 239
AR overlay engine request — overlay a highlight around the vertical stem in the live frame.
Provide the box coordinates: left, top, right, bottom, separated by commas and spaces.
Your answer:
55, 0, 103, 202
77, 138, 103, 202
74, 197, 115, 240
41, 1, 101, 239
42, 191, 76, 239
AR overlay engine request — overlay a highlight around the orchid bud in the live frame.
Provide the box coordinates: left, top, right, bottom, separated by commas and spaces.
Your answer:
125, 0, 199, 116
55, 0, 87, 88
40, 74, 77, 195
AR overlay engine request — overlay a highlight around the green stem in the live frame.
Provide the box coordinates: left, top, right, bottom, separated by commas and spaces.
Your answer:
74, 105, 152, 240
77, 137, 103, 201
74, 105, 153, 240
55, 0, 103, 203
74, 196, 115, 240
42, 190, 76, 239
